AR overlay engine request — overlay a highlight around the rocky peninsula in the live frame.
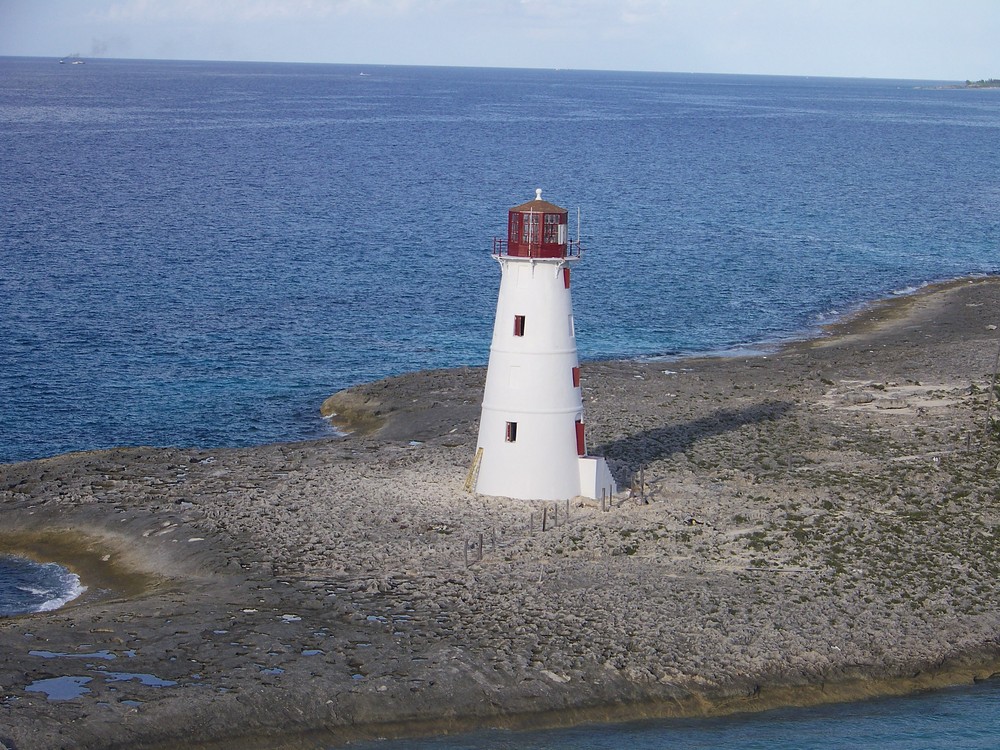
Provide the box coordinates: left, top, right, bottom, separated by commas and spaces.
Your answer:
3, 277, 1000, 749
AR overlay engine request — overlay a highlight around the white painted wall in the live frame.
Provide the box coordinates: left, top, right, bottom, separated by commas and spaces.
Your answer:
475, 254, 616, 500
578, 456, 617, 502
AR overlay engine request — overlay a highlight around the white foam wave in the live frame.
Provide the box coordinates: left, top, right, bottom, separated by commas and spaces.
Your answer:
16, 585, 51, 597
35, 574, 87, 612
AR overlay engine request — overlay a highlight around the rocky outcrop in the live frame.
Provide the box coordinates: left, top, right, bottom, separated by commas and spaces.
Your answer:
3, 277, 1000, 749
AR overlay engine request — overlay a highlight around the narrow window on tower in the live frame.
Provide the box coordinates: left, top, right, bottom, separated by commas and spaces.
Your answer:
575, 419, 586, 456
572, 366, 581, 388
563, 267, 571, 289
513, 314, 526, 337
505, 421, 518, 442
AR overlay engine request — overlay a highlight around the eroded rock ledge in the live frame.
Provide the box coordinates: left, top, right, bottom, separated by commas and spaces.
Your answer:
3, 277, 1000, 750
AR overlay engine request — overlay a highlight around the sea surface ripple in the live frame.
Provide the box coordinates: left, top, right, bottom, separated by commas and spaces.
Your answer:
2, 61, 999, 458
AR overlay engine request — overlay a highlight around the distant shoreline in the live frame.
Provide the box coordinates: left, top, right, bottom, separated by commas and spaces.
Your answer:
4, 276, 1000, 749
964, 78, 1000, 88
927, 79, 1000, 90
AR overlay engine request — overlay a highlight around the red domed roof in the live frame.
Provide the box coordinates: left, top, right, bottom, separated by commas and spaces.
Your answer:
509, 189, 567, 215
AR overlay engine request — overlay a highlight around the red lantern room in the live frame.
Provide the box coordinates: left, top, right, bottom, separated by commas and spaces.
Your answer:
499, 189, 578, 259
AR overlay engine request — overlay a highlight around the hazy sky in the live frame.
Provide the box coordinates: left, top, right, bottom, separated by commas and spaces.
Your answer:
1, 0, 997, 80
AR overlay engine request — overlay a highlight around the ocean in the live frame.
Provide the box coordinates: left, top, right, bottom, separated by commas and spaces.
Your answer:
349, 679, 1000, 750
2, 57, 999, 745
0, 555, 85, 616
3, 58, 999, 466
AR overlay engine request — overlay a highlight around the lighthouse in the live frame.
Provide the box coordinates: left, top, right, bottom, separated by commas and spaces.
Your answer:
472, 190, 617, 502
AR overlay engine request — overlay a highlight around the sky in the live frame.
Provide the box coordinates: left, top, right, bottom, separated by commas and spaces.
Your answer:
0, 0, 997, 80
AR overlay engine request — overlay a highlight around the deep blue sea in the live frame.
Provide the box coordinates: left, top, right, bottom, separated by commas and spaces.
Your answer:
3, 57, 999, 465
2, 57, 1000, 745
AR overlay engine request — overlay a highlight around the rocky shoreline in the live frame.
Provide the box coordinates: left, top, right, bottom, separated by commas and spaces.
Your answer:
3, 277, 1000, 749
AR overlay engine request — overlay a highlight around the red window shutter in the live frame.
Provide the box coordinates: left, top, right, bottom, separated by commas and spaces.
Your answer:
563, 267, 571, 289
575, 420, 585, 456
572, 366, 581, 388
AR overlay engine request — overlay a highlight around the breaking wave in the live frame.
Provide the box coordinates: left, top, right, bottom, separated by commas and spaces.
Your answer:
0, 555, 86, 617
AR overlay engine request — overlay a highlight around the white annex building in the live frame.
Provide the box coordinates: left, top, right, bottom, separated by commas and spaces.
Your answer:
472, 190, 617, 502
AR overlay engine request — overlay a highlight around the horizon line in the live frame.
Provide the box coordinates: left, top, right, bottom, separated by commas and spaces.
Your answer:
0, 54, 969, 84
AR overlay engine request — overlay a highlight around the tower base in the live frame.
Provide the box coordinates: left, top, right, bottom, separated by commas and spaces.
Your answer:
471, 451, 616, 501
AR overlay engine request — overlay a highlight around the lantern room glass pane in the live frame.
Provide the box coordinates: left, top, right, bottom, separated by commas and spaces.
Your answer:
543, 213, 560, 243
521, 214, 540, 245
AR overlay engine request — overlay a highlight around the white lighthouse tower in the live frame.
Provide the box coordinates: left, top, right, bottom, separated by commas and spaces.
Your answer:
473, 190, 616, 502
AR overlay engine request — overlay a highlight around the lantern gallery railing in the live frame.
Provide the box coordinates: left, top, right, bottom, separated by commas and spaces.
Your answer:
491, 237, 582, 258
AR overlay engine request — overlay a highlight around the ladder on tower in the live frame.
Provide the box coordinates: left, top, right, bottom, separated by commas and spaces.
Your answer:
464, 447, 483, 493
